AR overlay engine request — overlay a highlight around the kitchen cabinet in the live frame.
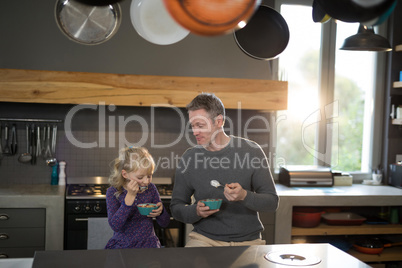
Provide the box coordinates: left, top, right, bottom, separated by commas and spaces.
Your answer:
0, 184, 65, 253
291, 207, 402, 263
275, 184, 402, 265
0, 208, 45, 258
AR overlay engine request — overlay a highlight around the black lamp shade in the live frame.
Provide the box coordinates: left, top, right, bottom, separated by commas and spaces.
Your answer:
340, 24, 392, 52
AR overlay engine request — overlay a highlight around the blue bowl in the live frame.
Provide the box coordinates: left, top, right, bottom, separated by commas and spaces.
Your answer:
137, 203, 157, 215
200, 199, 222, 210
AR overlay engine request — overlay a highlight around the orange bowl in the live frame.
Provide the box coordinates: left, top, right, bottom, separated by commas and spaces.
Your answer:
162, 0, 261, 36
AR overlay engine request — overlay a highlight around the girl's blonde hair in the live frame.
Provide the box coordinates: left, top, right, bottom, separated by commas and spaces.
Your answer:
109, 147, 155, 197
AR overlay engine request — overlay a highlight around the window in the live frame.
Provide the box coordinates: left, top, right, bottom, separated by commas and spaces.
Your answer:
274, 0, 386, 177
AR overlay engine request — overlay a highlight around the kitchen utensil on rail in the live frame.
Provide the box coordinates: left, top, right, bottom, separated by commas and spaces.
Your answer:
51, 125, 57, 156
210, 180, 224, 188
44, 125, 57, 167
18, 124, 32, 163
31, 125, 37, 165
10, 124, 18, 156
130, 0, 189, 45
163, 0, 261, 36
3, 125, 11, 156
55, 0, 122, 45
233, 5, 289, 60
353, 238, 402, 254
36, 126, 42, 163
46, 125, 57, 167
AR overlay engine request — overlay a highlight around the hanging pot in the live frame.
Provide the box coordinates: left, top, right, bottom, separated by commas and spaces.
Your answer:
312, 0, 331, 23
233, 5, 289, 60
130, 0, 189, 45
315, 0, 396, 24
162, 0, 261, 36
55, 0, 122, 45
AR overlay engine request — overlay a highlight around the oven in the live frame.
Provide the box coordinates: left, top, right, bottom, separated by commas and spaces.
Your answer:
64, 176, 185, 250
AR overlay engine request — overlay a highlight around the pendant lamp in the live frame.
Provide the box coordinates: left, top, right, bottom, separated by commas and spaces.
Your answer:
340, 24, 392, 52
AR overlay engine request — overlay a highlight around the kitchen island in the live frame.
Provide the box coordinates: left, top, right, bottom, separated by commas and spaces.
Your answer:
32, 243, 369, 268
0, 184, 65, 253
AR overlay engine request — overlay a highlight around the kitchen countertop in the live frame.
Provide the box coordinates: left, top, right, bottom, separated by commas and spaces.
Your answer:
274, 184, 402, 243
0, 184, 65, 250
32, 243, 370, 268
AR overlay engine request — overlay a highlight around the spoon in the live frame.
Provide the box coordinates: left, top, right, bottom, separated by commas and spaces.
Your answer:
18, 124, 32, 163
210, 180, 224, 188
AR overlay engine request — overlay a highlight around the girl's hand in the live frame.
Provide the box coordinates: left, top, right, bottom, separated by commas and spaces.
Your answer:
148, 202, 163, 217
124, 179, 139, 206
126, 179, 140, 196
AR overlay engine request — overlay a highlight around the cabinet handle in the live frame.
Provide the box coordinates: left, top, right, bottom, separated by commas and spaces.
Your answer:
0, 234, 9, 240
0, 253, 9, 258
75, 218, 88, 222
0, 214, 9, 221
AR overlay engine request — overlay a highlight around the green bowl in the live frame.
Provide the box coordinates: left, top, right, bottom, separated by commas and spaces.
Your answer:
200, 199, 222, 210
137, 203, 158, 215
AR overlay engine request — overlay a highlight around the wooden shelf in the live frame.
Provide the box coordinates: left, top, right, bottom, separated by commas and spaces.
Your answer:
395, 44, 402, 51
0, 68, 288, 111
348, 247, 402, 262
292, 223, 402, 236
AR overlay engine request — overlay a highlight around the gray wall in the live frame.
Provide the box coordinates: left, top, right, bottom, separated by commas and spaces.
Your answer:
0, 0, 276, 185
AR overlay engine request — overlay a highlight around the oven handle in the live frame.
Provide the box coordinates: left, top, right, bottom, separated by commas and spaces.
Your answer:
75, 218, 89, 222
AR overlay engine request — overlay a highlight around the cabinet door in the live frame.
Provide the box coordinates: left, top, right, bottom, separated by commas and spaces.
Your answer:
0, 209, 45, 228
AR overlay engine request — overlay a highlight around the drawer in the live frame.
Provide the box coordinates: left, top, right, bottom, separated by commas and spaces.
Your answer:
0, 247, 44, 258
0, 228, 45, 248
0, 209, 45, 228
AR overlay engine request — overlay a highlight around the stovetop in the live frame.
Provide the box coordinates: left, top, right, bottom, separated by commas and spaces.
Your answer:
65, 176, 173, 200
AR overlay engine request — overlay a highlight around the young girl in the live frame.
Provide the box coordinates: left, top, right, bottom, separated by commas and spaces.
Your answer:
105, 147, 170, 249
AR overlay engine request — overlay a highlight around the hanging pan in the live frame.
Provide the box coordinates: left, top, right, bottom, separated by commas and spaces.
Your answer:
130, 0, 189, 45
234, 5, 289, 60
315, 0, 396, 24
162, 0, 261, 36
55, 0, 122, 45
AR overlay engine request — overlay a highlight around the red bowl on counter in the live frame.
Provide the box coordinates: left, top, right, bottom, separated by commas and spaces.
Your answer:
292, 207, 324, 228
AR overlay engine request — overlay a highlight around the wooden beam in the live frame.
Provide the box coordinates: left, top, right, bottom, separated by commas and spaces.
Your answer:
0, 69, 287, 110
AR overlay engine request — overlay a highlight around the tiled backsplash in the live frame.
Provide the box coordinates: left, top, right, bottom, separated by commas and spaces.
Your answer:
0, 102, 272, 185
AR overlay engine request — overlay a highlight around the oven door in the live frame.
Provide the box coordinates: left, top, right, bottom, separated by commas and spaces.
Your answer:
65, 213, 107, 250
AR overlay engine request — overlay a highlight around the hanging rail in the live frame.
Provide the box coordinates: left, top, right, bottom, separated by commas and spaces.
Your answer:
0, 118, 63, 123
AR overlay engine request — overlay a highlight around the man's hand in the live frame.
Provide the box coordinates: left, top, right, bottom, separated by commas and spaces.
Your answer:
224, 183, 247, 201
196, 201, 219, 218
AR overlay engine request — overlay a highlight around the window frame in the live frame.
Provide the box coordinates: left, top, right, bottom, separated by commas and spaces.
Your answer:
272, 0, 387, 180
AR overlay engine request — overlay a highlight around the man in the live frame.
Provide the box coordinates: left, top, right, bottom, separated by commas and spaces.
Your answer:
171, 93, 279, 247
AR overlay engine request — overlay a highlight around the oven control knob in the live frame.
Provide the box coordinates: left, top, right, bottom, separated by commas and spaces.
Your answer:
85, 205, 91, 211
94, 204, 102, 212
74, 205, 81, 212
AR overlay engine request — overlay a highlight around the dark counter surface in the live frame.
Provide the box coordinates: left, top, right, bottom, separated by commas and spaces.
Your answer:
33, 243, 370, 268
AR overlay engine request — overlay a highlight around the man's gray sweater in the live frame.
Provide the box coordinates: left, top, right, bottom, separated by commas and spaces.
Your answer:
170, 136, 279, 242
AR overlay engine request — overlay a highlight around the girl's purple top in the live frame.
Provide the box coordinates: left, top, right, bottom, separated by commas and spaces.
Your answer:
105, 183, 170, 249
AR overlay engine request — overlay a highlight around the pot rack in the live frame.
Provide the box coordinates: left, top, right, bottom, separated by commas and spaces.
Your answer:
0, 118, 63, 123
